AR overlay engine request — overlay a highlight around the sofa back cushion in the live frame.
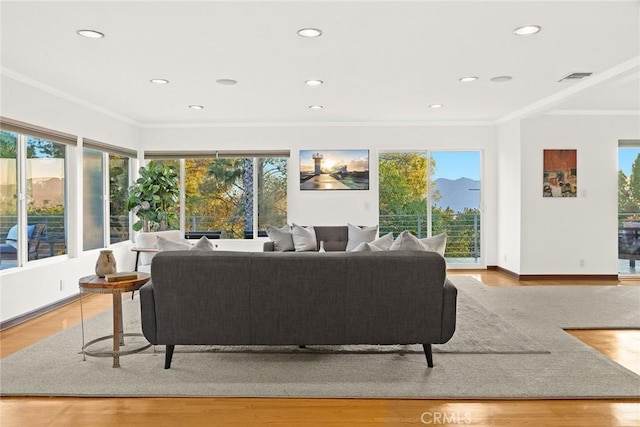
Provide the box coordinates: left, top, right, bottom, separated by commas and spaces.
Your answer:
149, 250, 448, 345
313, 226, 348, 251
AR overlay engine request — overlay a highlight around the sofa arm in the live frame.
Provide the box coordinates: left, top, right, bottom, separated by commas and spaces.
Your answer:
139, 281, 158, 344
263, 241, 275, 251
440, 278, 457, 343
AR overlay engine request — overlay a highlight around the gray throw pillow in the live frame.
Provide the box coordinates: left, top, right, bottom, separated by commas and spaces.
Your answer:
352, 241, 384, 252
390, 231, 427, 251
292, 224, 317, 251
266, 224, 294, 251
346, 223, 378, 252
419, 232, 447, 256
370, 232, 394, 251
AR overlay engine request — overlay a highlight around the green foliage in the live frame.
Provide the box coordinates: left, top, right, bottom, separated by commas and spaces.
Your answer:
619, 154, 640, 217
0, 131, 18, 158
109, 156, 129, 240
379, 153, 428, 215
257, 158, 288, 229
125, 161, 180, 231
379, 152, 479, 259
26, 137, 64, 158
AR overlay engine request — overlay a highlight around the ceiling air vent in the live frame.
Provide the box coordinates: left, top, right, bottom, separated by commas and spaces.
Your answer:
559, 72, 593, 82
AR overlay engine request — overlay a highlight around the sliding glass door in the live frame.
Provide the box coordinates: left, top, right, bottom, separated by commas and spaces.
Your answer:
379, 150, 482, 266
618, 142, 640, 276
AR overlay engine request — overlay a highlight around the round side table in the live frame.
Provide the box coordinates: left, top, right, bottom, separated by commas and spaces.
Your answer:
78, 272, 151, 368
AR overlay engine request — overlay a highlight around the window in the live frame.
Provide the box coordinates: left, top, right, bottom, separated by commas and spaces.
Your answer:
109, 154, 130, 244
183, 157, 287, 238
0, 131, 18, 270
83, 148, 104, 250
83, 139, 134, 247
1, 118, 76, 269
618, 141, 640, 276
379, 150, 482, 264
146, 152, 288, 239
26, 136, 67, 259
257, 157, 288, 232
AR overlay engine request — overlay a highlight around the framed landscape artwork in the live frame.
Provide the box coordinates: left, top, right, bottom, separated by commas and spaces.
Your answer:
300, 149, 370, 190
543, 149, 577, 197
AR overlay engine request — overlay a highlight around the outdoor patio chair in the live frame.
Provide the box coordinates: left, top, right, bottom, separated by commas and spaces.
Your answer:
0, 224, 46, 264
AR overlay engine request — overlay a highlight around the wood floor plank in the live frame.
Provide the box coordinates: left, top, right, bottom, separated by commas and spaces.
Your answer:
1, 270, 638, 426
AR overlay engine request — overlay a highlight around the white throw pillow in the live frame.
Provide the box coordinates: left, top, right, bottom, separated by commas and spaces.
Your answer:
370, 232, 394, 251
192, 235, 216, 251
157, 236, 216, 252
266, 224, 294, 251
352, 241, 384, 252
419, 232, 447, 256
390, 231, 427, 251
346, 223, 379, 252
157, 236, 191, 251
291, 224, 317, 252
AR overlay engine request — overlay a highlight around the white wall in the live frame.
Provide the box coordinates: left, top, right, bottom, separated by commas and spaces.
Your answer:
519, 114, 640, 275
496, 119, 522, 273
143, 125, 498, 264
0, 75, 141, 322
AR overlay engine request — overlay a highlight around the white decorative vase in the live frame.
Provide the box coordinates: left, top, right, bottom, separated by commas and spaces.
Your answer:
95, 250, 117, 277
319, 240, 326, 253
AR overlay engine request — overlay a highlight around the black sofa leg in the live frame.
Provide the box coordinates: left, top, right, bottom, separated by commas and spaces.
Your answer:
423, 344, 433, 368
165, 345, 175, 369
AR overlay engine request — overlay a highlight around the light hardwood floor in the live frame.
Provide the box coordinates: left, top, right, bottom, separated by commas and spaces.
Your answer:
1, 270, 638, 427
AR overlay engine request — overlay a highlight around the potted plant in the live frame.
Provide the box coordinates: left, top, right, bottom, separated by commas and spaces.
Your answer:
125, 161, 180, 232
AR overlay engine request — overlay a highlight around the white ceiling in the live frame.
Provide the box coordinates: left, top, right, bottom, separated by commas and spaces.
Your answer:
1, 0, 639, 126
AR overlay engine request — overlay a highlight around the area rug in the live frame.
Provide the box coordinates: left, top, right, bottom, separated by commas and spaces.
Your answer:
1, 276, 639, 399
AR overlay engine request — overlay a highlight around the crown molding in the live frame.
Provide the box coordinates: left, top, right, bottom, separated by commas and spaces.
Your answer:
139, 120, 495, 129
547, 110, 640, 116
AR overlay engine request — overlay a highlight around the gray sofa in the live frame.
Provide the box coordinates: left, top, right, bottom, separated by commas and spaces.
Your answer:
140, 250, 457, 369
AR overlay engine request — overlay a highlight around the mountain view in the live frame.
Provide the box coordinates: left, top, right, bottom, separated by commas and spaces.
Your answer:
432, 177, 480, 213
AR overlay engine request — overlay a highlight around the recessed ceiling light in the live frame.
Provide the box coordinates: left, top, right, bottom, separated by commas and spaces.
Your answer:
309, 105, 324, 109
490, 76, 513, 82
298, 28, 322, 38
513, 25, 541, 36
459, 76, 478, 83
188, 105, 204, 110
216, 79, 237, 86
305, 80, 324, 86
429, 104, 444, 109
150, 79, 169, 84
76, 29, 104, 39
